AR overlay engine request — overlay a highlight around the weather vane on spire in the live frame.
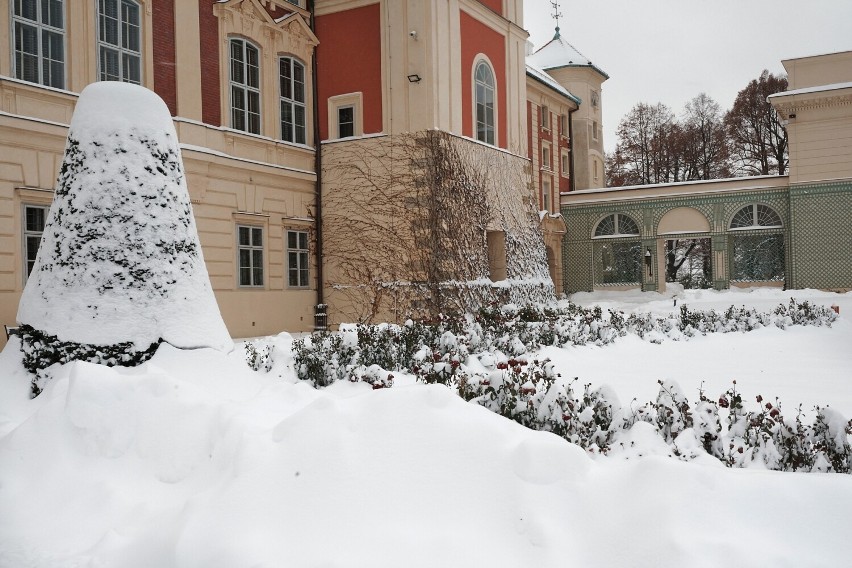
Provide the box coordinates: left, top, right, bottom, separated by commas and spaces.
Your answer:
550, 1, 563, 39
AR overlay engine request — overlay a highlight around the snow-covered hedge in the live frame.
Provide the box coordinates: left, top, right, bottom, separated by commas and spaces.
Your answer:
279, 298, 848, 473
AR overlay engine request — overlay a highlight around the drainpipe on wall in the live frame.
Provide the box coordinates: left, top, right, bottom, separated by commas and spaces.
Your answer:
309, 0, 326, 330
567, 107, 577, 193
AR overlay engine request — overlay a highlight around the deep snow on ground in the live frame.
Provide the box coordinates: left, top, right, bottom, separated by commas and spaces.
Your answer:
1, 287, 851, 567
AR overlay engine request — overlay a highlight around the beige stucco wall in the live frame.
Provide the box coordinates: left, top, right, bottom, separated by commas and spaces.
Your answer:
782, 51, 852, 90
544, 66, 606, 190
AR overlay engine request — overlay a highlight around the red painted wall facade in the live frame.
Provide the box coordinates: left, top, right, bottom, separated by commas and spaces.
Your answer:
152, 0, 177, 116
315, 4, 384, 139
460, 11, 507, 149
199, 0, 221, 126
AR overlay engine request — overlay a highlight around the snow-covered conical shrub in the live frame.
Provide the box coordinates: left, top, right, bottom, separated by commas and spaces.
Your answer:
18, 82, 232, 355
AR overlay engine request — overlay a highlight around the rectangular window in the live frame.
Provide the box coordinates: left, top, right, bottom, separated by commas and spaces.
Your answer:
23, 205, 48, 280
287, 230, 309, 288
540, 105, 549, 130
593, 120, 599, 141
98, 0, 141, 84
561, 151, 569, 176
237, 225, 264, 287
280, 57, 306, 144
338, 106, 354, 138
560, 114, 569, 137
230, 39, 261, 135
13, 0, 65, 88
594, 159, 599, 180
542, 179, 551, 212
541, 144, 551, 169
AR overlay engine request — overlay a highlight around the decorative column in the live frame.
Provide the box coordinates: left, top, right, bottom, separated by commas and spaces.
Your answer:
712, 235, 729, 290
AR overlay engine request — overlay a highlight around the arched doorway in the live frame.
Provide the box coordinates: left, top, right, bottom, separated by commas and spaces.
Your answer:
658, 207, 712, 289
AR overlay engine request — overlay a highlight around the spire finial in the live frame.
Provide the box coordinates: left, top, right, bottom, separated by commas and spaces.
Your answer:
550, 1, 562, 38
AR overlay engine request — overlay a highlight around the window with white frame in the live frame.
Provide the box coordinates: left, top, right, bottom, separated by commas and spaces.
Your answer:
337, 105, 354, 138
592, 120, 599, 141
542, 143, 551, 170
287, 230, 309, 288
561, 150, 569, 177
280, 56, 306, 144
98, 0, 141, 84
540, 105, 550, 130
542, 178, 551, 212
237, 225, 264, 287
230, 38, 261, 134
23, 205, 48, 280
284, 0, 301, 6
474, 60, 495, 145
12, 0, 65, 88
593, 213, 640, 238
560, 113, 569, 137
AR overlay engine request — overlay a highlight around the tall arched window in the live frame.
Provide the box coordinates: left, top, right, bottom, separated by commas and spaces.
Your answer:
98, 0, 141, 84
280, 56, 306, 144
474, 60, 495, 145
230, 38, 261, 134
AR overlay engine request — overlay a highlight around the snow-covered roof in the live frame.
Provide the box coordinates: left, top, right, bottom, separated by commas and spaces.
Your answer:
767, 81, 852, 99
525, 64, 581, 105
527, 31, 609, 79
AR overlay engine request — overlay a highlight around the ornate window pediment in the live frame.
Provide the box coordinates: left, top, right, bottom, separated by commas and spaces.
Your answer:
214, 0, 318, 61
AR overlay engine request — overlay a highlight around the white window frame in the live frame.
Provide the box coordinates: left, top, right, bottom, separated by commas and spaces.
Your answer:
542, 178, 551, 213
12, 0, 66, 88
729, 204, 783, 231
561, 150, 570, 178
328, 92, 362, 140
540, 105, 550, 131
541, 141, 552, 170
593, 213, 640, 239
473, 57, 496, 146
237, 224, 264, 287
97, 0, 142, 84
592, 120, 599, 141
560, 113, 569, 138
280, 55, 307, 144
286, 229, 310, 288
22, 204, 49, 283
230, 38, 262, 135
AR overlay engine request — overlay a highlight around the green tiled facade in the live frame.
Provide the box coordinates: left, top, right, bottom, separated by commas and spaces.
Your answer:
562, 187, 797, 293
788, 181, 852, 290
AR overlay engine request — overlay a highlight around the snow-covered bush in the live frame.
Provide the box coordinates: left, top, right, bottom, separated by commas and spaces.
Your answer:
16, 83, 231, 394
655, 380, 693, 443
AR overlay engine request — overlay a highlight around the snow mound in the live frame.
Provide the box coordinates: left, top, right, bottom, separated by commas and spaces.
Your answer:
17, 82, 232, 351
2, 345, 852, 567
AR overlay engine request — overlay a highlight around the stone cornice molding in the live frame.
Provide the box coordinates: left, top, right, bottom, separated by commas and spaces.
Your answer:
771, 92, 852, 117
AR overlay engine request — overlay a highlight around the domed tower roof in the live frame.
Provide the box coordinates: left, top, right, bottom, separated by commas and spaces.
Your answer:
527, 32, 609, 80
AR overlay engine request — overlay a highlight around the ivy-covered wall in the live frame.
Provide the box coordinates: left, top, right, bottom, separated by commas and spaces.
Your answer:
322, 131, 553, 325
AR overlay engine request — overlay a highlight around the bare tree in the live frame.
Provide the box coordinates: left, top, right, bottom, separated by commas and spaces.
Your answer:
680, 93, 730, 180
608, 102, 683, 186
724, 70, 788, 176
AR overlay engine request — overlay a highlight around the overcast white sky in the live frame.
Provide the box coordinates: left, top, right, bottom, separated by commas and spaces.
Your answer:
523, 0, 852, 153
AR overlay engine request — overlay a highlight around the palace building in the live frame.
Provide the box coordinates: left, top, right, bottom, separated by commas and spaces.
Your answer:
1, 0, 847, 349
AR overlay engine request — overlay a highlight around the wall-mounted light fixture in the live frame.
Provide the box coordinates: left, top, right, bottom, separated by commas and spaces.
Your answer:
407, 74, 422, 83
644, 248, 653, 277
